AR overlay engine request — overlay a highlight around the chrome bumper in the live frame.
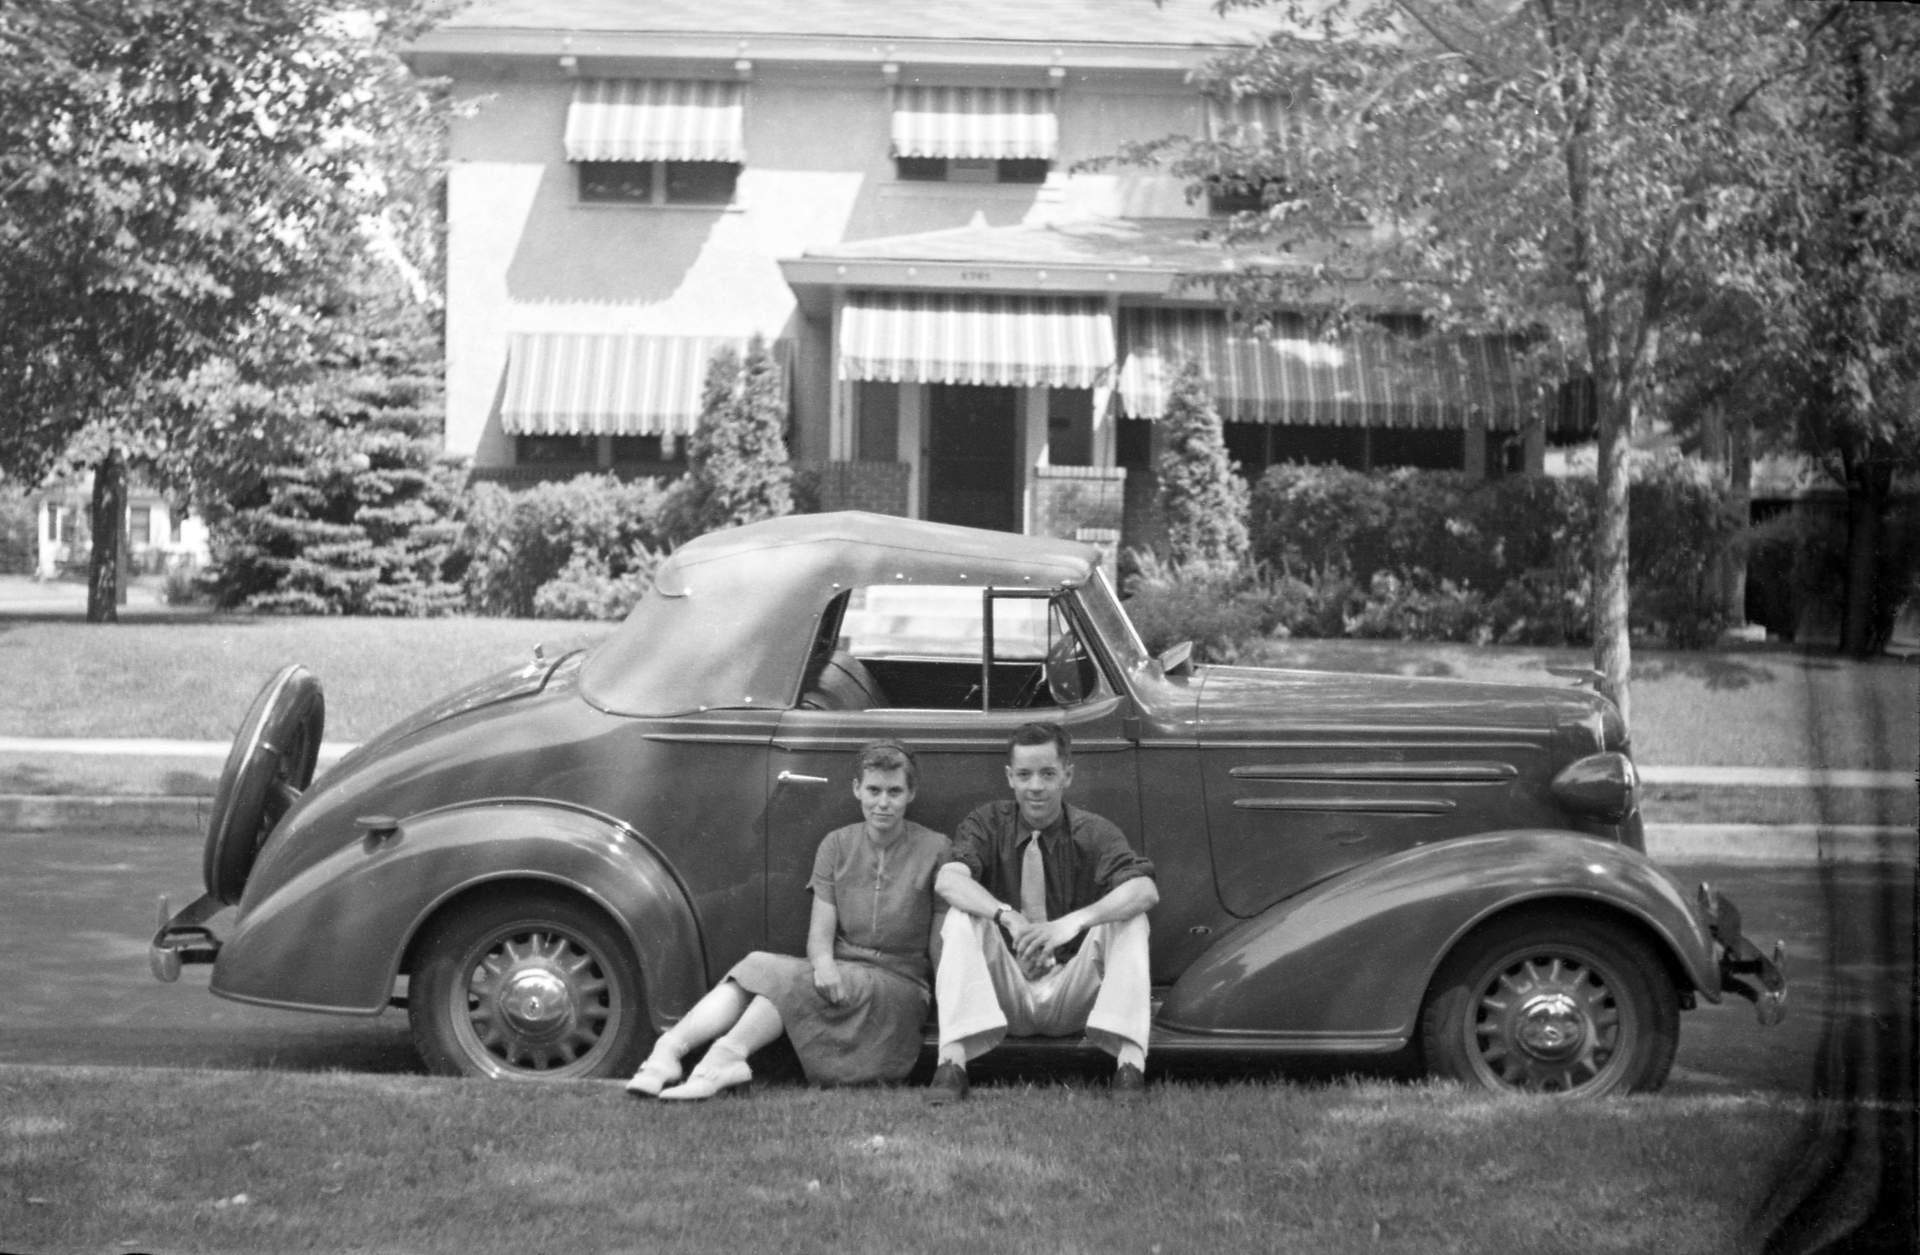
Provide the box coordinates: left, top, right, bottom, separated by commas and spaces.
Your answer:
1698, 882, 1787, 1027
149, 893, 224, 982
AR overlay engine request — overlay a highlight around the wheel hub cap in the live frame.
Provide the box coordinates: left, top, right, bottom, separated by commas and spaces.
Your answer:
1514, 992, 1588, 1060
499, 967, 574, 1039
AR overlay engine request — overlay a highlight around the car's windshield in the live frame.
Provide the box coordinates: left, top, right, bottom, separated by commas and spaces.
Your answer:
1080, 568, 1150, 676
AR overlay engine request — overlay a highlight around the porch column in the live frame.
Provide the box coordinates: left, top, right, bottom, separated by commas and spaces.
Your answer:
1021, 386, 1049, 534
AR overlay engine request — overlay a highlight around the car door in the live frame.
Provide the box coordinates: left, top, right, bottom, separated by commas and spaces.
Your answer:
763, 586, 1140, 956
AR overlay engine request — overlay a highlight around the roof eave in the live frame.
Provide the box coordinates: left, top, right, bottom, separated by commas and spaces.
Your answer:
404, 29, 1247, 78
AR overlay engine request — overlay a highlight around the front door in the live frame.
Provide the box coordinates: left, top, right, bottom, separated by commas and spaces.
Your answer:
926, 384, 1018, 532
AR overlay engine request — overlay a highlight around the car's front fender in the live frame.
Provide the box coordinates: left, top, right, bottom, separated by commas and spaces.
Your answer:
209, 800, 706, 1026
1157, 831, 1718, 1042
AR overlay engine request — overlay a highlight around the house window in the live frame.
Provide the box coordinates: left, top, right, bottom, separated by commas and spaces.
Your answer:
1206, 175, 1288, 216
895, 156, 1050, 185
610, 435, 686, 467
578, 161, 739, 206
517, 435, 599, 465
129, 505, 152, 547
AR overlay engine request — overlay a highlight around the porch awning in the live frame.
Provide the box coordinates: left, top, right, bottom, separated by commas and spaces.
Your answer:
1116, 309, 1529, 429
564, 79, 746, 162
501, 333, 787, 437
838, 292, 1114, 388
890, 86, 1058, 160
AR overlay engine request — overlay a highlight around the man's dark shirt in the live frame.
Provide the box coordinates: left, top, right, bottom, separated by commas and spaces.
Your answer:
947, 800, 1154, 955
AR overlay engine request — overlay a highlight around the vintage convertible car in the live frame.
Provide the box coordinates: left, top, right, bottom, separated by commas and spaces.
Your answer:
150, 511, 1785, 1094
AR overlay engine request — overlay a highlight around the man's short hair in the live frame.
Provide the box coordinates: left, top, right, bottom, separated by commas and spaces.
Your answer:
854, 740, 918, 789
1007, 722, 1071, 763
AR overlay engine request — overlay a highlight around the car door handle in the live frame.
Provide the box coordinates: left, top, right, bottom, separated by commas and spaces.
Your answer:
777, 771, 830, 785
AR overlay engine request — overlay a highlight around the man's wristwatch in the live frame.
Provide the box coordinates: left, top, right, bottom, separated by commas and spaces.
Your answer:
993, 904, 1013, 925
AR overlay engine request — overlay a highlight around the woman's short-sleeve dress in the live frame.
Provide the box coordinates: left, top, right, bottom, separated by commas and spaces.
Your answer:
726, 820, 949, 1085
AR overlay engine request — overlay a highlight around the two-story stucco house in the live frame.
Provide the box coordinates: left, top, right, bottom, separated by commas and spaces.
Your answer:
406, 0, 1571, 543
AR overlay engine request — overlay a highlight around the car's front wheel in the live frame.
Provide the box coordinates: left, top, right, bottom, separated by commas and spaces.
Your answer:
1421, 914, 1679, 1096
408, 890, 650, 1079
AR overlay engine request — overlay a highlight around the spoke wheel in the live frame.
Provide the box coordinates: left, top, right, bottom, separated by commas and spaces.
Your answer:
409, 892, 649, 1080
1422, 916, 1678, 1097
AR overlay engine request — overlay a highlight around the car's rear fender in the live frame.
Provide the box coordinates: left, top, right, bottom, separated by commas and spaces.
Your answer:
209, 800, 706, 1026
1156, 830, 1718, 1040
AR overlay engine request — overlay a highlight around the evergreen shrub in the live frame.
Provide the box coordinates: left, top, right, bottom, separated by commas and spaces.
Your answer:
662, 338, 793, 544
209, 373, 468, 616
1156, 360, 1250, 568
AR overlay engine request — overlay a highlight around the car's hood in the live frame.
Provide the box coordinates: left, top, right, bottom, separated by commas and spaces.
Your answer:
1192, 664, 1619, 743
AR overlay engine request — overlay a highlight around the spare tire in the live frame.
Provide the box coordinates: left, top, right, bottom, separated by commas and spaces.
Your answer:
203, 664, 325, 906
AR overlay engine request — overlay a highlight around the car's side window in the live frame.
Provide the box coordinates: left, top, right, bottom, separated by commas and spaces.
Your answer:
795, 585, 1105, 712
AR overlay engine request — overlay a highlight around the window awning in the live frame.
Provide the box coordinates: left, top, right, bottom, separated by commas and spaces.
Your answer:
890, 86, 1058, 160
1116, 309, 1530, 429
838, 293, 1114, 388
501, 333, 787, 437
564, 79, 745, 162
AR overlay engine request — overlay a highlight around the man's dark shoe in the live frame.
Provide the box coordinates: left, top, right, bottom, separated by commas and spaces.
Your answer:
925, 1061, 969, 1105
1111, 1062, 1147, 1101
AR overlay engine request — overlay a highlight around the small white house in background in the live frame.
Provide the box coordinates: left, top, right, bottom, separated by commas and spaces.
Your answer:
31, 474, 210, 579
404, 0, 1581, 550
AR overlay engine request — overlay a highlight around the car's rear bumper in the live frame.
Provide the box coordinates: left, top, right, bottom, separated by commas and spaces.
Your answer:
149, 892, 223, 982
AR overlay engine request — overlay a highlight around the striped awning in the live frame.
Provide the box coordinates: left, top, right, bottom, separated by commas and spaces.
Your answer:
501, 333, 787, 437
564, 79, 745, 162
839, 293, 1113, 388
1117, 309, 1530, 429
890, 86, 1058, 160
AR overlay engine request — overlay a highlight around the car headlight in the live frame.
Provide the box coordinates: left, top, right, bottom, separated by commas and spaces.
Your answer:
1550, 752, 1638, 823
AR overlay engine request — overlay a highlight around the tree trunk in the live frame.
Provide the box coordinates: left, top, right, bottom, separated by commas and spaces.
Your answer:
1592, 390, 1633, 731
85, 448, 126, 624
1723, 408, 1751, 627
1840, 466, 1889, 657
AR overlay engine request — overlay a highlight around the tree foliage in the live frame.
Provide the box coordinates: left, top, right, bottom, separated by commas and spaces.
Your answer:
206, 323, 468, 616
0, 0, 447, 620
1711, 3, 1920, 653
1156, 358, 1251, 568
1136, 0, 1812, 724
664, 338, 794, 543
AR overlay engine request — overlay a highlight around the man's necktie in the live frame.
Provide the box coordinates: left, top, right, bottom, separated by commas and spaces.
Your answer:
1020, 832, 1047, 923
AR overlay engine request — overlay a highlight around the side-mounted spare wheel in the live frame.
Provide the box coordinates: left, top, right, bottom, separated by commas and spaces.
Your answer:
1421, 913, 1680, 1096
408, 888, 652, 1080
204, 664, 325, 906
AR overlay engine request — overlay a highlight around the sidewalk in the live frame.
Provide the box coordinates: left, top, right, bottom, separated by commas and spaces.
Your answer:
1, 735, 1910, 864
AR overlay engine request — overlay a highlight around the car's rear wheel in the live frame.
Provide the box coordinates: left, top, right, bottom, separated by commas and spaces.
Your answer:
408, 890, 650, 1080
1421, 915, 1679, 1096
204, 664, 324, 906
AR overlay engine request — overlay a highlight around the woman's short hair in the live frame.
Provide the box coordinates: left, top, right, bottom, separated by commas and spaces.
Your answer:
853, 740, 918, 789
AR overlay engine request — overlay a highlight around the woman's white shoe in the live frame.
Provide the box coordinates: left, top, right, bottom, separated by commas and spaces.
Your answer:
624, 1047, 685, 1097
657, 1057, 752, 1100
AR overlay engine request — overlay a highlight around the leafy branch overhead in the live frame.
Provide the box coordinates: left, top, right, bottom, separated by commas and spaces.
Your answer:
0, 0, 449, 619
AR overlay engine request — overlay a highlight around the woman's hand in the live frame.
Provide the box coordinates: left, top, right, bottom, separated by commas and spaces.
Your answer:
812, 957, 846, 1006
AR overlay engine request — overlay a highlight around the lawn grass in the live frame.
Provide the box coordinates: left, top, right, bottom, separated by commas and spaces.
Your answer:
0, 1067, 1811, 1255
0, 616, 610, 741
2, 614, 1912, 769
